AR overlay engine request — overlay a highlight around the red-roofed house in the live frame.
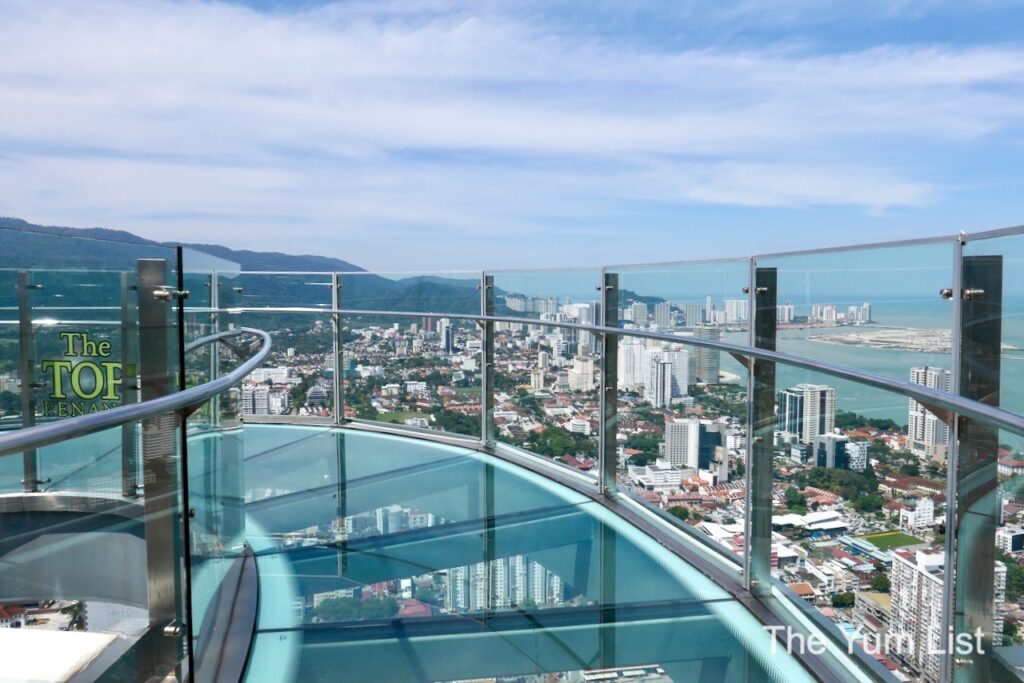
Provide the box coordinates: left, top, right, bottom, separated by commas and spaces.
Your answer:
0, 603, 26, 628
398, 599, 433, 619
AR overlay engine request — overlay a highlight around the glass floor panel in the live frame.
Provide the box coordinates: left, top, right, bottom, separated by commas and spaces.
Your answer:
225, 425, 815, 683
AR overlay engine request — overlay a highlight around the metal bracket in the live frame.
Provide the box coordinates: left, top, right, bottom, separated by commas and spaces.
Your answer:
963, 288, 985, 300
153, 286, 190, 302
940, 288, 954, 300
162, 621, 185, 638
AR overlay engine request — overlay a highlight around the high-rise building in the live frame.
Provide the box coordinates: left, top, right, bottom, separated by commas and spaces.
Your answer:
630, 302, 648, 325
654, 301, 672, 329
698, 421, 723, 470
241, 384, 271, 415
554, 371, 570, 392
684, 302, 704, 327
695, 326, 721, 384
617, 338, 648, 390
567, 356, 595, 392
574, 303, 595, 352
777, 303, 795, 324
890, 550, 1005, 683
777, 384, 836, 445
661, 348, 690, 397
845, 441, 869, 471
537, 350, 550, 370
705, 296, 714, 324
723, 299, 748, 324
530, 369, 545, 391
908, 366, 952, 462
645, 358, 673, 408
814, 433, 849, 469
438, 318, 455, 353
665, 418, 700, 469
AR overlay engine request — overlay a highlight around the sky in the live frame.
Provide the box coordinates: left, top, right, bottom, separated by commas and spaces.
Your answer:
1, 0, 1023, 270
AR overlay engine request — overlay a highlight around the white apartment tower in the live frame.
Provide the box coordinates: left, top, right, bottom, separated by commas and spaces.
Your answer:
777, 384, 836, 445
241, 384, 271, 416
664, 418, 700, 470
723, 298, 749, 324
645, 359, 673, 408
661, 348, 690, 398
845, 441, 869, 471
567, 356, 595, 392
617, 338, 649, 390
890, 550, 1006, 683
530, 369, 545, 391
630, 302, 649, 325
654, 301, 672, 328
908, 366, 952, 462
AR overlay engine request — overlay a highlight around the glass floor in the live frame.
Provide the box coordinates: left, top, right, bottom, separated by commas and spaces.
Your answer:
214, 425, 815, 683
0, 423, 827, 682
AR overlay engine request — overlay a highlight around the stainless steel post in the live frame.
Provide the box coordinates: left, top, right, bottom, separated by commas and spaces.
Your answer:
17, 271, 38, 493
745, 264, 776, 597
480, 273, 495, 448
137, 258, 186, 675
599, 270, 619, 495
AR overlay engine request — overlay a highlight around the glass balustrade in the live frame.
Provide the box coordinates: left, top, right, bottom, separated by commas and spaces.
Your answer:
3, 226, 1024, 682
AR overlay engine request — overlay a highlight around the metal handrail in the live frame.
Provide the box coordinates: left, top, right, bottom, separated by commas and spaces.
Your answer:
204, 305, 1024, 438
0, 327, 271, 460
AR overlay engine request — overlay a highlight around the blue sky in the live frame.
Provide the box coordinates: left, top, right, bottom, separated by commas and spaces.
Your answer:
0, 0, 1022, 270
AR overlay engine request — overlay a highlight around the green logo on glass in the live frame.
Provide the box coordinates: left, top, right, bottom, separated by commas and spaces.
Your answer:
40, 332, 125, 417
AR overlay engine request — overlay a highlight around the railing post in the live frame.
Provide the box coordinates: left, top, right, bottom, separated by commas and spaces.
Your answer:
332, 273, 344, 425
599, 270, 619, 495
951, 253, 1002, 683
745, 263, 776, 597
137, 258, 187, 675
17, 271, 39, 493
940, 235, 964, 683
121, 272, 140, 497
480, 273, 495, 448
209, 271, 220, 428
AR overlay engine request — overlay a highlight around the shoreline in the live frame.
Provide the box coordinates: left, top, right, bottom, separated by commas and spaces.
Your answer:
808, 327, 1019, 353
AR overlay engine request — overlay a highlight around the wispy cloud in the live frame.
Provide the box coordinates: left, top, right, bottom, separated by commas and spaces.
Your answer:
0, 0, 1022, 267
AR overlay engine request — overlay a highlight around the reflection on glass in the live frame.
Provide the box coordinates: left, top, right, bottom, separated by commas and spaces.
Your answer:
342, 312, 482, 439
486, 269, 605, 478
608, 261, 751, 567
240, 425, 815, 683
759, 241, 955, 426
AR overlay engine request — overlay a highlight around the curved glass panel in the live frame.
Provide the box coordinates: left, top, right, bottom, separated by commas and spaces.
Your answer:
486, 268, 605, 476
238, 425, 816, 683
758, 240, 955, 426
607, 260, 752, 566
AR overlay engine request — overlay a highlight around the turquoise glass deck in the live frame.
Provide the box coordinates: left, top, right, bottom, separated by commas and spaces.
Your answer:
217, 425, 814, 683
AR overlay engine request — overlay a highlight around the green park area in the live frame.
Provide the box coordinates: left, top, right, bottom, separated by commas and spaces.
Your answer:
375, 410, 433, 425
858, 531, 925, 550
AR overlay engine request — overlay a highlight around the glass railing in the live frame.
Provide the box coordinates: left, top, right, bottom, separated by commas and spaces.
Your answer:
4, 224, 1024, 682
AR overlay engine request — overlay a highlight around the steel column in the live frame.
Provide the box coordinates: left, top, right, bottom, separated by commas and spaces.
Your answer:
952, 254, 1003, 683
332, 273, 344, 425
209, 272, 220, 427
599, 271, 619, 495
121, 272, 140, 497
137, 258, 187, 676
17, 271, 38, 492
940, 235, 964, 683
745, 265, 776, 596
480, 273, 495, 448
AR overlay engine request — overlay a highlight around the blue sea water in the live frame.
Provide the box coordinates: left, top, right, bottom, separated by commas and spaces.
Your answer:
723, 296, 1024, 448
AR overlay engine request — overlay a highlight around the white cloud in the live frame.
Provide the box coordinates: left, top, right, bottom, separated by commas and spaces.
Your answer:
0, 0, 1021, 266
